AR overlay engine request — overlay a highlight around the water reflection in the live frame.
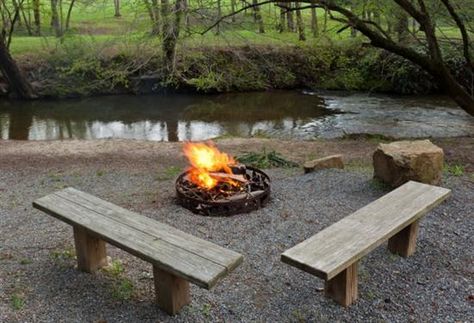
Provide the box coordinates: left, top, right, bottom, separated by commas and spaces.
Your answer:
0, 91, 329, 141
0, 91, 473, 141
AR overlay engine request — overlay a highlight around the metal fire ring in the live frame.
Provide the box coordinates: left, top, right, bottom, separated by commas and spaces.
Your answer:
175, 166, 271, 216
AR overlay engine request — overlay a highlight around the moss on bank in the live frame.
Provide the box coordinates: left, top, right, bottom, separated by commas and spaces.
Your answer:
11, 39, 453, 98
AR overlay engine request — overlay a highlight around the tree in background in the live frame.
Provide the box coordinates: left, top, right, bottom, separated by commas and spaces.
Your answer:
114, 0, 121, 17
145, 0, 161, 34
32, 0, 40, 35
294, 0, 473, 115
205, 0, 473, 116
0, 0, 36, 98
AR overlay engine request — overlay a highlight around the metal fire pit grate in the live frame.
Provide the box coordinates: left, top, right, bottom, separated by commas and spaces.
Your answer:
175, 165, 271, 216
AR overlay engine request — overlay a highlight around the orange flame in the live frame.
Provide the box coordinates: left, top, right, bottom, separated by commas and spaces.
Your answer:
183, 142, 236, 190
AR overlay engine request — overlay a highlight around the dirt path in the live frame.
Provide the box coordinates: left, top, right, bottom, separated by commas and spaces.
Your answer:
1, 137, 472, 172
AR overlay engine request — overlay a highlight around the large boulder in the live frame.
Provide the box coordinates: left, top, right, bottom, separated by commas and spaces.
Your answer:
373, 140, 444, 187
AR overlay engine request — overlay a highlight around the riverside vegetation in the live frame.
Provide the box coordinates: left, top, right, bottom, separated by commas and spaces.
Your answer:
14, 37, 452, 97
1, 0, 473, 105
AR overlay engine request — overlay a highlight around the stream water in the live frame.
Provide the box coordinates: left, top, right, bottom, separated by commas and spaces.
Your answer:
0, 90, 472, 141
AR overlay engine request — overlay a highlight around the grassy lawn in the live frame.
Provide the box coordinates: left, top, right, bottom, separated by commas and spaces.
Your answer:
11, 0, 469, 57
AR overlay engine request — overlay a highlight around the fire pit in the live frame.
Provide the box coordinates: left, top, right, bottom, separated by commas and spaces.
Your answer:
176, 142, 271, 216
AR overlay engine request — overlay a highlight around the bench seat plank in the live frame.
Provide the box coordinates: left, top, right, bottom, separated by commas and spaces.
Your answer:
281, 181, 451, 280
33, 188, 243, 289
55, 188, 242, 273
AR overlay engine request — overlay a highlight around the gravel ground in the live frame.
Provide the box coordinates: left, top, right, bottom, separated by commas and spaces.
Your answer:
0, 139, 473, 322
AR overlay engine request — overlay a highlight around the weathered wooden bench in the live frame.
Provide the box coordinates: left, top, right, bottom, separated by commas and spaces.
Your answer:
281, 181, 451, 306
33, 187, 243, 315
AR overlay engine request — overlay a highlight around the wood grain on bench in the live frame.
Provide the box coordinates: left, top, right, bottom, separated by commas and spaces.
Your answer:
34, 187, 244, 315
281, 181, 451, 306
34, 187, 243, 289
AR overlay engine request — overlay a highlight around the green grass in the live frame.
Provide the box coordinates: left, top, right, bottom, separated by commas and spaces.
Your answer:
111, 278, 134, 300
444, 163, 465, 176
9, 0, 352, 55
103, 259, 125, 277
50, 247, 76, 261
10, 0, 470, 58
10, 293, 25, 310
10, 0, 472, 57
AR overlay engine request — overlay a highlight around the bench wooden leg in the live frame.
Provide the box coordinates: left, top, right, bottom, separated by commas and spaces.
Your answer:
388, 219, 420, 257
153, 266, 191, 315
73, 226, 107, 273
324, 262, 358, 306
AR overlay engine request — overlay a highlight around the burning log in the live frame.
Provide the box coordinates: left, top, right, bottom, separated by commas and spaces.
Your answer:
176, 141, 271, 216
208, 172, 248, 184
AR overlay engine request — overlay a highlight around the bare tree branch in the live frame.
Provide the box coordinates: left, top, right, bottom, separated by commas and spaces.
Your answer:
440, 0, 473, 73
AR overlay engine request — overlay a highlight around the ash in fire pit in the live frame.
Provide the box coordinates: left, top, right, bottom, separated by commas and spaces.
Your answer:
176, 142, 271, 216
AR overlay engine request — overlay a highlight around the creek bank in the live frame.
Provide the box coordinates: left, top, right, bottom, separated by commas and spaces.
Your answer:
3, 41, 464, 98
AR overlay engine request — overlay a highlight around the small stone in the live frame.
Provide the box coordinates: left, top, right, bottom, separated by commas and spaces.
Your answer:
303, 155, 344, 173
373, 140, 444, 187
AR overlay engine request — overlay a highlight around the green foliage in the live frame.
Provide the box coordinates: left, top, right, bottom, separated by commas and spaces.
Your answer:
103, 259, 125, 277
111, 278, 134, 300
50, 247, 76, 261
201, 303, 212, 317
236, 149, 299, 168
444, 163, 465, 176
11, 293, 25, 310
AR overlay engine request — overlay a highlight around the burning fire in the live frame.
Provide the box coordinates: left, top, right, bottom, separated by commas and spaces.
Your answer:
183, 142, 237, 190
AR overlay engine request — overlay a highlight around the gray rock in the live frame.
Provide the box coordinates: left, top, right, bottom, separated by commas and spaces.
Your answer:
373, 140, 444, 187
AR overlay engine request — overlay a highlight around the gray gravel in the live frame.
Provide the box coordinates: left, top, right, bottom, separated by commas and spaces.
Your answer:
0, 161, 473, 322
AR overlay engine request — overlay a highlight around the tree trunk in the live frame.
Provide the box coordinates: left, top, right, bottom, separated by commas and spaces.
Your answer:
12, 0, 22, 26
114, 0, 121, 17
253, 0, 264, 33
231, 0, 236, 23
183, 0, 189, 30
295, 2, 305, 41
310, 5, 318, 37
59, 0, 64, 34
278, 4, 285, 33
323, 8, 328, 32
151, 0, 161, 35
350, 2, 356, 37
50, 0, 62, 37
20, 2, 33, 35
65, 0, 76, 32
286, 3, 294, 32
216, 0, 221, 35
161, 0, 170, 38
441, 69, 474, 116
395, 8, 409, 42
0, 39, 36, 99
32, 0, 41, 35
162, 0, 183, 74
